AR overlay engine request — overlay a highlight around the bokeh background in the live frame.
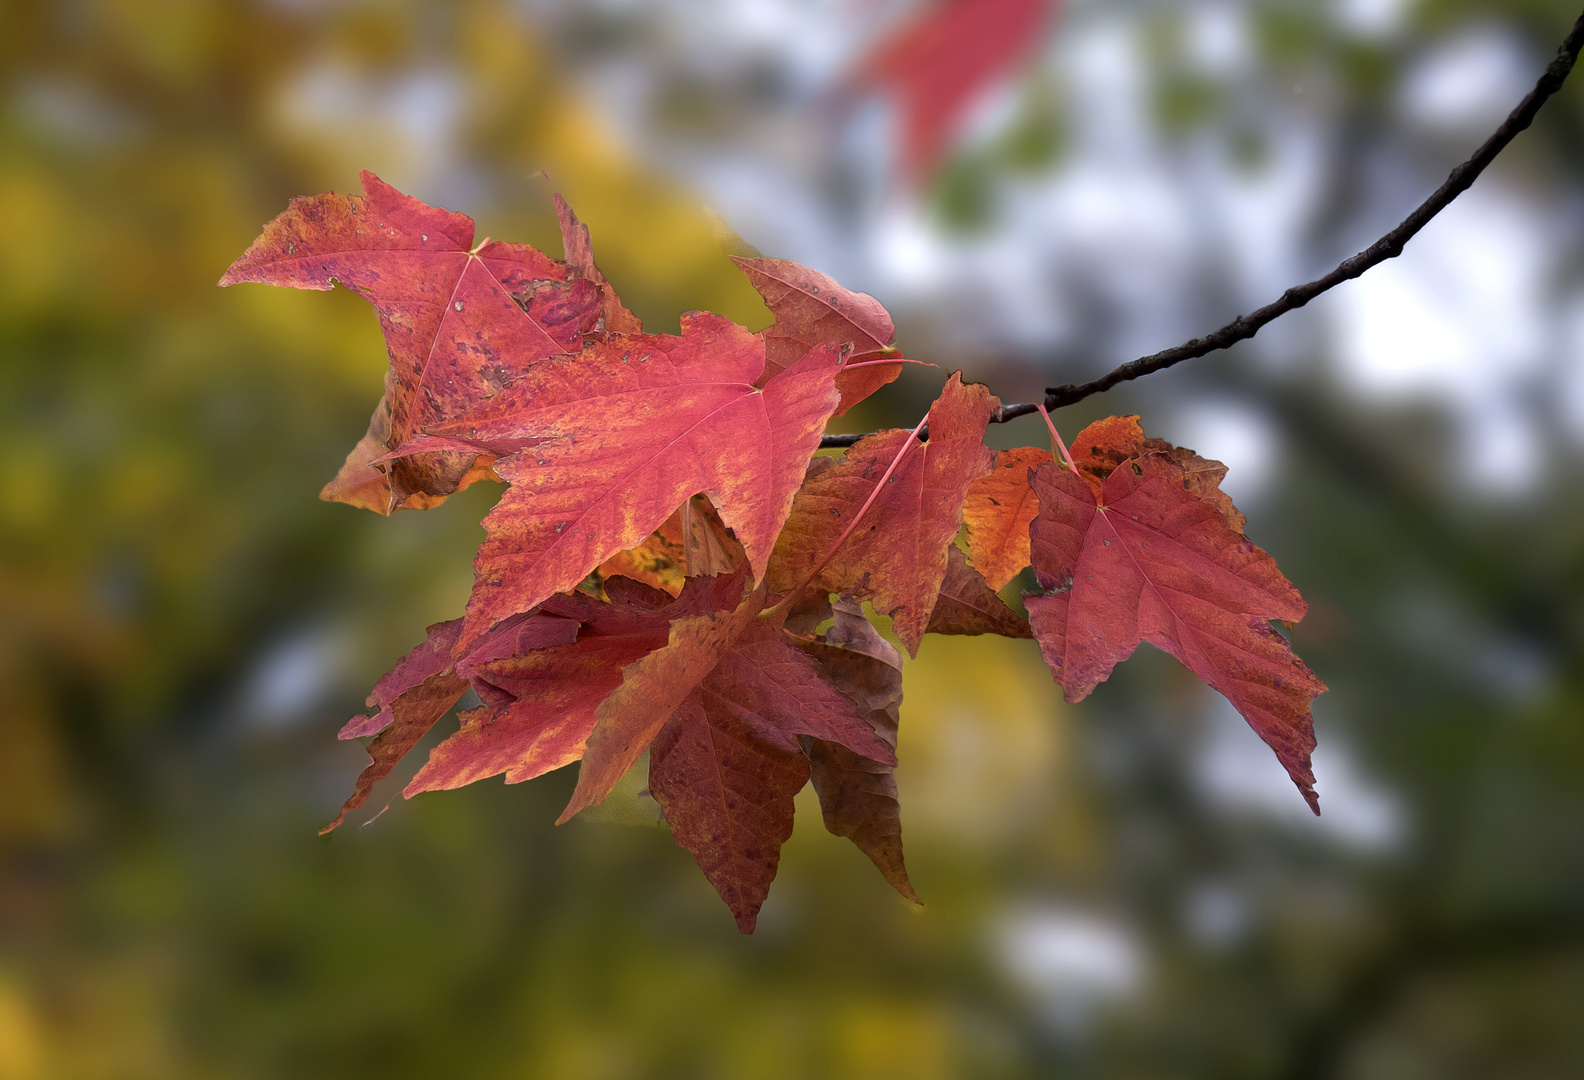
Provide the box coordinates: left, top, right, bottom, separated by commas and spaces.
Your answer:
5, 0, 1584, 1076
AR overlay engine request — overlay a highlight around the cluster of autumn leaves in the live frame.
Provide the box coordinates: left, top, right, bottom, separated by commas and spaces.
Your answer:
222, 173, 1325, 932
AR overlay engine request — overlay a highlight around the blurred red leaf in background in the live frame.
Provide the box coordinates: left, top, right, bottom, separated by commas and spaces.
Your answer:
848, 0, 1057, 181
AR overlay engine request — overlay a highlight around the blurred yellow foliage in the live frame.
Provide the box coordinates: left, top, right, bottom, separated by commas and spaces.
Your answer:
0, 977, 44, 1080
901, 635, 1065, 846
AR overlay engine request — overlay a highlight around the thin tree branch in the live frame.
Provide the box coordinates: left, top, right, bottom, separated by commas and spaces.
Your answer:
820, 8, 1584, 451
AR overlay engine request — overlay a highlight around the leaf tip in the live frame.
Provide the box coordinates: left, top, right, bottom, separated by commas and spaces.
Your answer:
555, 783, 599, 826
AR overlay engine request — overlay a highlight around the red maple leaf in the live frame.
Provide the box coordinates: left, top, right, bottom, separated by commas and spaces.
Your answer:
849, 0, 1055, 181
767, 373, 997, 654
338, 572, 899, 930
399, 315, 843, 648
226, 177, 1338, 932
1024, 420, 1327, 812
557, 584, 896, 931
220, 172, 601, 512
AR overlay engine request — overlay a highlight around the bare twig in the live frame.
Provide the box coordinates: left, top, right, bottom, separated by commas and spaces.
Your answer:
820, 8, 1584, 451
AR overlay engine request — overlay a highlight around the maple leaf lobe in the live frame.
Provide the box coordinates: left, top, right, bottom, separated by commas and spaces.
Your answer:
799, 602, 918, 903
222, 173, 607, 512
963, 445, 1053, 590
322, 619, 469, 834
554, 192, 643, 335
733, 256, 907, 415
648, 697, 810, 933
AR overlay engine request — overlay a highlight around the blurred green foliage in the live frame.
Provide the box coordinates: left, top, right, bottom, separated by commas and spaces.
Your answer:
3, 1, 1584, 1077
